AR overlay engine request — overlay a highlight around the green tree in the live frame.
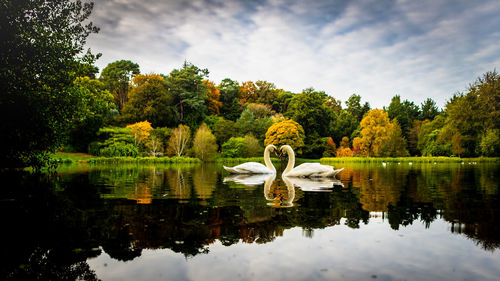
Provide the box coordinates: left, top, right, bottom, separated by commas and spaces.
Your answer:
121, 74, 178, 127
99, 60, 140, 110
244, 134, 264, 157
346, 94, 371, 122
236, 109, 273, 142
193, 124, 217, 161
214, 118, 236, 147
420, 98, 439, 120
68, 77, 116, 152
218, 78, 242, 121
221, 137, 247, 158
387, 95, 420, 139
166, 62, 209, 128
0, 0, 99, 168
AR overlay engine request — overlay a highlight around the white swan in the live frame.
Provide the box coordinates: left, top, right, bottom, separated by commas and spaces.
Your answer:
223, 144, 277, 174
280, 145, 343, 177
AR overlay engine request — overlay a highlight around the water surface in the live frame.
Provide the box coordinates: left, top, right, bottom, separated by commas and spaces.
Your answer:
1, 162, 499, 281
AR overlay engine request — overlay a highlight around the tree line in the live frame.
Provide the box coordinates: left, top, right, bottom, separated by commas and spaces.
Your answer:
1, 0, 498, 168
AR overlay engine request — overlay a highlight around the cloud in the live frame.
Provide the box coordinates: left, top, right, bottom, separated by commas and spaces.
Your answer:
86, 0, 500, 108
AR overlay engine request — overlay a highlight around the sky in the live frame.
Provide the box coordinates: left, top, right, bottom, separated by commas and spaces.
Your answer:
85, 0, 500, 109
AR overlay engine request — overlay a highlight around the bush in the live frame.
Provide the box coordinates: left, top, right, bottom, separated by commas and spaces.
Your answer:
99, 142, 138, 157
221, 137, 247, 158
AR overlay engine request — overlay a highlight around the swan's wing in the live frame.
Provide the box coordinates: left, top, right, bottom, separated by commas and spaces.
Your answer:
287, 163, 333, 177
224, 162, 272, 174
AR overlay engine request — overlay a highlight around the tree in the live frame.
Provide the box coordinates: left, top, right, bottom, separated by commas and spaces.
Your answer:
193, 124, 217, 161
420, 98, 439, 120
330, 110, 359, 145
166, 62, 209, 128
0, 0, 99, 168
286, 88, 332, 138
244, 134, 264, 157
382, 119, 409, 157
218, 78, 242, 121
346, 94, 371, 122
323, 137, 337, 157
121, 74, 178, 127
99, 60, 140, 110
167, 124, 191, 156
68, 77, 116, 152
236, 109, 273, 142
126, 121, 153, 147
214, 118, 236, 147
337, 137, 354, 157
387, 95, 420, 138
238, 81, 258, 105
356, 109, 407, 157
203, 80, 222, 115
264, 120, 305, 152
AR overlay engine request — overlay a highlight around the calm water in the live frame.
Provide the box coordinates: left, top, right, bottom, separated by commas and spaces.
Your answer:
1, 162, 499, 281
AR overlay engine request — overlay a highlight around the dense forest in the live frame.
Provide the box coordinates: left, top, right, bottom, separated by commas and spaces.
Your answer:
1, 0, 499, 168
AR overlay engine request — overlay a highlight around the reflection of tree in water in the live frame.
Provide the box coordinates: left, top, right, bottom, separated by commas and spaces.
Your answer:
1, 163, 499, 279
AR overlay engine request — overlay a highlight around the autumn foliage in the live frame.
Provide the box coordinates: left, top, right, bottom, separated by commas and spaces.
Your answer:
264, 120, 305, 152
126, 121, 153, 146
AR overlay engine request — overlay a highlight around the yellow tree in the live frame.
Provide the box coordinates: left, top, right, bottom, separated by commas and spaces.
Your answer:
337, 136, 354, 157
357, 109, 393, 156
193, 123, 217, 161
264, 120, 305, 152
167, 124, 191, 156
203, 80, 222, 115
126, 121, 153, 147
238, 81, 258, 105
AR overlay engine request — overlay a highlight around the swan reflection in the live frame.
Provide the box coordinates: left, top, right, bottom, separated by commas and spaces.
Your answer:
265, 175, 295, 208
223, 173, 275, 186
283, 176, 344, 192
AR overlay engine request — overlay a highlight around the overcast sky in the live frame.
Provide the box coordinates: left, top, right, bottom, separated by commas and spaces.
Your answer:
85, 0, 500, 108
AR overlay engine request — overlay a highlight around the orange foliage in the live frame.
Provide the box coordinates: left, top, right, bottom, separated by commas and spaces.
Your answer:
126, 121, 153, 146
264, 120, 305, 152
203, 80, 222, 115
238, 81, 258, 105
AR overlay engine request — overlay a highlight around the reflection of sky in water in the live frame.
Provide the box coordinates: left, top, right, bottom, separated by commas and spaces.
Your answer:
88, 217, 500, 281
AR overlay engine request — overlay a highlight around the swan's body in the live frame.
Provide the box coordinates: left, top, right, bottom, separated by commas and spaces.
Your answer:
223, 145, 276, 174
280, 145, 343, 178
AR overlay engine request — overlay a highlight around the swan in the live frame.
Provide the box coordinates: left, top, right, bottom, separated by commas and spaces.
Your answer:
280, 145, 343, 178
223, 144, 277, 174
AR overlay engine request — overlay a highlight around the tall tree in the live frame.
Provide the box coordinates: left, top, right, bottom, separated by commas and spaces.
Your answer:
218, 78, 242, 121
346, 94, 370, 122
420, 98, 439, 120
0, 0, 99, 168
166, 62, 209, 128
99, 60, 140, 110
387, 95, 420, 138
121, 74, 178, 127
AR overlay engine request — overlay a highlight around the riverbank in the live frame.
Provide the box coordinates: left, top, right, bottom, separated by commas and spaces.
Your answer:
320, 156, 500, 163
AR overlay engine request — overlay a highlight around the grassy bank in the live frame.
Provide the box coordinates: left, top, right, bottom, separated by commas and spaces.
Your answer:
320, 156, 500, 163
50, 152, 201, 164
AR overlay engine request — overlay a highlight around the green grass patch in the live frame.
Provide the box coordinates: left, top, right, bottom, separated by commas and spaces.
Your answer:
86, 156, 201, 164
320, 156, 500, 163
49, 152, 94, 163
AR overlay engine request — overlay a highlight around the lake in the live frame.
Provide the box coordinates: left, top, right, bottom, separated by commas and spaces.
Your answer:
1, 161, 499, 281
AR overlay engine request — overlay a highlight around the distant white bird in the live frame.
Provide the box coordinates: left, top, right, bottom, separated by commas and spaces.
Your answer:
382, 162, 387, 167
409, 162, 412, 165
223, 144, 277, 174
280, 145, 343, 178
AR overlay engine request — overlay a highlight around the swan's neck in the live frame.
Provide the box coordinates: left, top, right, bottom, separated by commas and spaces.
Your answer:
283, 147, 295, 174
264, 146, 276, 173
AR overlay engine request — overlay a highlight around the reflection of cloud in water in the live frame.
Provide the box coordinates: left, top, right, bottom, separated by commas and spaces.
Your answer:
284, 176, 344, 192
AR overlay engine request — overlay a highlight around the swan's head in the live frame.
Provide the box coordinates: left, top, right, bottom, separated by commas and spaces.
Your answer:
265, 144, 279, 156
279, 145, 293, 157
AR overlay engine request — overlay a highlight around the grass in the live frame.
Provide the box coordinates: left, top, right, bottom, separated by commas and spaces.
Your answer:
49, 152, 94, 163
50, 152, 201, 164
320, 156, 500, 163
